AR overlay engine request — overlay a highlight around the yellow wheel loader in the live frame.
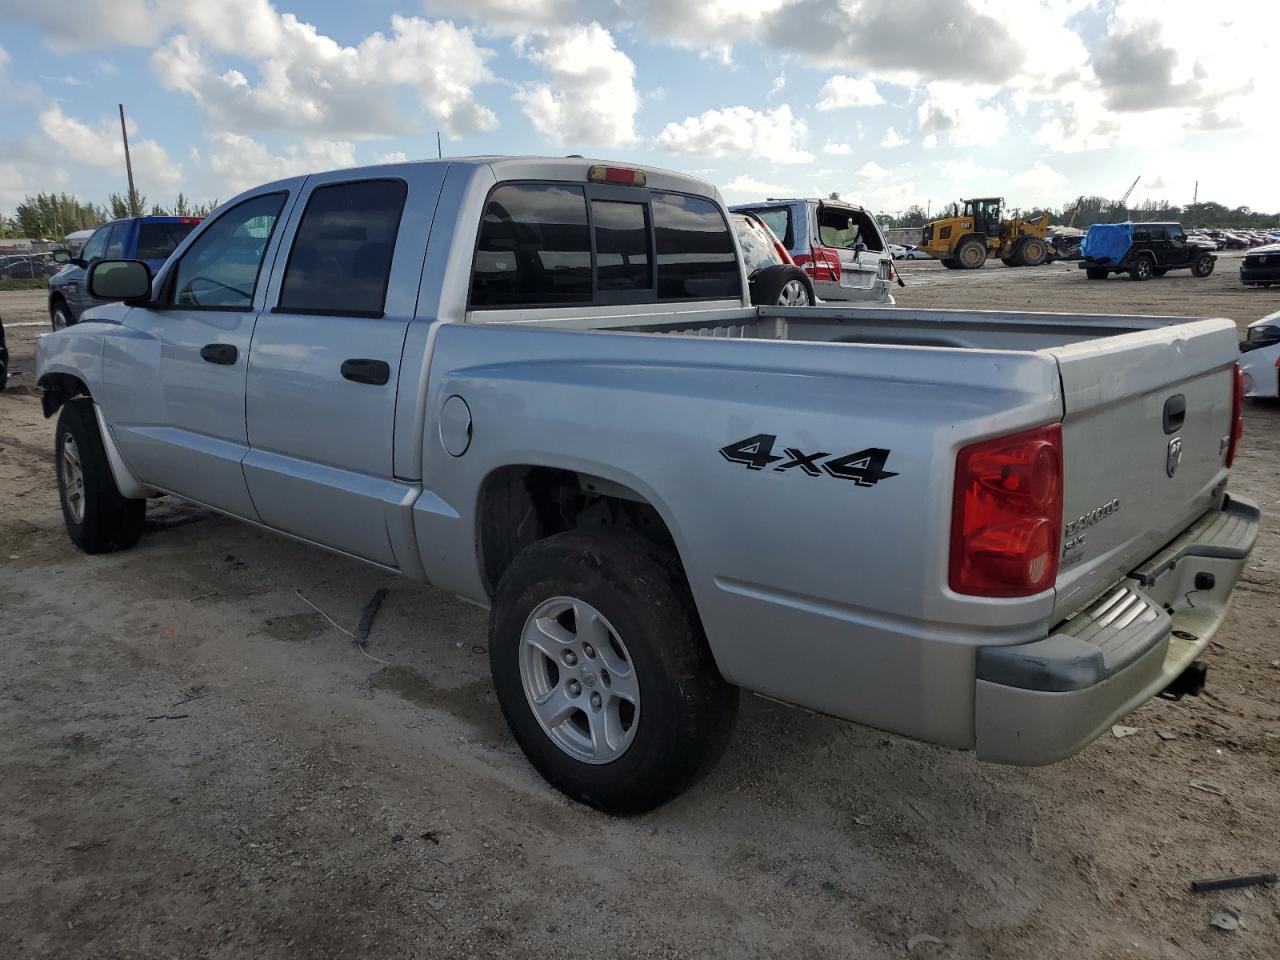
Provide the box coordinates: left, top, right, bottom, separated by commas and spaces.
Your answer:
919, 197, 1052, 270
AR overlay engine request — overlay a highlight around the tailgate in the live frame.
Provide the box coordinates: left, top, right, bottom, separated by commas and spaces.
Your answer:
1050, 318, 1240, 620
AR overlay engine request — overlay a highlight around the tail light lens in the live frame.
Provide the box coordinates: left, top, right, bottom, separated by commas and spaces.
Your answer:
1226, 363, 1245, 467
794, 245, 841, 282
950, 424, 1064, 597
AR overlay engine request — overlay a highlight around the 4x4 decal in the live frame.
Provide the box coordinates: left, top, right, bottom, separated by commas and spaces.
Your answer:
718, 433, 897, 487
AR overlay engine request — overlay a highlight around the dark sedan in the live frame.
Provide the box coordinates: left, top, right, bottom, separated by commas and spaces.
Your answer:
1241, 243, 1280, 287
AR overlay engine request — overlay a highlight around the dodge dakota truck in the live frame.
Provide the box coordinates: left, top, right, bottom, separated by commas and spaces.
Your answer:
36, 157, 1257, 814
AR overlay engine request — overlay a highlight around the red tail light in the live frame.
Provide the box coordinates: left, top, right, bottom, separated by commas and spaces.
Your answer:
794, 245, 841, 282
1226, 363, 1244, 467
950, 424, 1064, 597
178, 217, 202, 224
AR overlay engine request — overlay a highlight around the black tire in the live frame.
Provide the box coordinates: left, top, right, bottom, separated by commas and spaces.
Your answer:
1016, 236, 1048, 266
956, 238, 987, 269
748, 264, 815, 306
1085, 268, 1109, 280
940, 258, 961, 270
1192, 253, 1215, 278
50, 298, 72, 331
489, 530, 738, 815
1129, 256, 1153, 281
55, 399, 145, 553
1000, 257, 1018, 267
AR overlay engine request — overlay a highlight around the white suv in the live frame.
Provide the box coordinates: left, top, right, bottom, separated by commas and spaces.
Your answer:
730, 198, 895, 304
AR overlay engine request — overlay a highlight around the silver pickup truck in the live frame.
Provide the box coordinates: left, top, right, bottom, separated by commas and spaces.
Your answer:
36, 157, 1257, 814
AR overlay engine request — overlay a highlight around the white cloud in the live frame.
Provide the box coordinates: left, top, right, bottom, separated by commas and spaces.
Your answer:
769, 73, 786, 98
822, 142, 853, 156
721, 174, 795, 198
375, 151, 410, 164
423, 0, 581, 34
816, 75, 884, 110
916, 82, 1009, 146
857, 161, 891, 179
922, 134, 938, 149
207, 132, 356, 193
1012, 161, 1067, 189
148, 9, 498, 139
880, 126, 907, 148
39, 103, 183, 189
656, 104, 813, 164
513, 23, 638, 146
938, 156, 1006, 180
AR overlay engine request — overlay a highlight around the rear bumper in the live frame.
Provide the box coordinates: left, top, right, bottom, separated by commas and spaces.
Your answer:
974, 494, 1259, 765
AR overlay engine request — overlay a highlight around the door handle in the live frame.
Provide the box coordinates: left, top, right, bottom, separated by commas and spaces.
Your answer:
340, 358, 390, 386
200, 343, 238, 365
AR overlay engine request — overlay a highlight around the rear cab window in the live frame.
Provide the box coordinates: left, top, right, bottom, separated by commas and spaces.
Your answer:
469, 180, 741, 310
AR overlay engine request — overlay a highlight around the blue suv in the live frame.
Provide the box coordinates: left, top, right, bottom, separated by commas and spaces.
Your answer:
49, 216, 202, 328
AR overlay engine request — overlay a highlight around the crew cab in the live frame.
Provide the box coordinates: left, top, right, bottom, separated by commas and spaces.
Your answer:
1080, 221, 1216, 281
48, 215, 202, 328
37, 157, 1256, 814
730, 197, 895, 304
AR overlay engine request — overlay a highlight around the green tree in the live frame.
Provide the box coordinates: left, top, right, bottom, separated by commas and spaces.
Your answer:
12, 193, 107, 239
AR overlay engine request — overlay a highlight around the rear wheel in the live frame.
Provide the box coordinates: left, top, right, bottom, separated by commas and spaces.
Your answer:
956, 239, 987, 269
489, 531, 738, 815
55, 400, 146, 553
1085, 268, 1109, 280
1192, 253, 1215, 278
748, 264, 815, 306
1129, 256, 1153, 281
940, 258, 961, 270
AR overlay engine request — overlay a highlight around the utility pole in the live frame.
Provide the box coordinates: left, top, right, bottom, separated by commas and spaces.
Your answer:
437, 131, 442, 159
119, 103, 138, 216
1192, 180, 1198, 205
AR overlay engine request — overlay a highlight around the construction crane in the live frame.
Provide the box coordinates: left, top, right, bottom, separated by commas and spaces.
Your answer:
1109, 175, 1141, 222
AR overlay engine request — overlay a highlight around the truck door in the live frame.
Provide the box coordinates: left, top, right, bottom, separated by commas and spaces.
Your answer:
99, 190, 295, 518
242, 167, 444, 568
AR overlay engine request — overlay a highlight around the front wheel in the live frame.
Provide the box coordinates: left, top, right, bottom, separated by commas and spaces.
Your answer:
50, 300, 72, 331
1192, 254, 1215, 278
489, 531, 738, 815
55, 400, 146, 553
956, 239, 987, 269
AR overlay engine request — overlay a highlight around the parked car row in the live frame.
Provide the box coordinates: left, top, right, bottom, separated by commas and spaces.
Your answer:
1190, 228, 1280, 250
0, 253, 62, 280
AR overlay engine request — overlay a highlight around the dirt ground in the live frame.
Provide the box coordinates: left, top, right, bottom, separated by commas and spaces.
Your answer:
1, 255, 1278, 959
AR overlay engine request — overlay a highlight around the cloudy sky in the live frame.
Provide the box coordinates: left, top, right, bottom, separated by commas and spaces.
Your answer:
0, 0, 1275, 217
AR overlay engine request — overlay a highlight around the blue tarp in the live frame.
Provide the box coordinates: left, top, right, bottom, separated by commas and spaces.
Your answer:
1080, 222, 1134, 264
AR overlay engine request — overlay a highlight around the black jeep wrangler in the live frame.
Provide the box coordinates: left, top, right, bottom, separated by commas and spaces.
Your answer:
1079, 221, 1216, 281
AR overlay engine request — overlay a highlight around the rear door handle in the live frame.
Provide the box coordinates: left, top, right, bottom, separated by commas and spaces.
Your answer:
200, 343, 238, 365
340, 358, 390, 386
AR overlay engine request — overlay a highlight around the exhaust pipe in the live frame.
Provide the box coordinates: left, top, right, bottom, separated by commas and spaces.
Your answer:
1159, 659, 1208, 701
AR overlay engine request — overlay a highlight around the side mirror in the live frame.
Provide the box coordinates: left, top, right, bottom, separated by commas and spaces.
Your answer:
88, 259, 152, 302
51, 248, 72, 264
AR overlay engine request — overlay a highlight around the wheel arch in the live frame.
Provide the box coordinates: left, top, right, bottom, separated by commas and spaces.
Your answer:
475, 463, 692, 603
37, 370, 91, 418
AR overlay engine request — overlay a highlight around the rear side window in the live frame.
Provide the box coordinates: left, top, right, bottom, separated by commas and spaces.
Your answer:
592, 199, 650, 292
279, 179, 407, 317
471, 184, 592, 307
1133, 228, 1150, 242
137, 221, 199, 261
733, 216, 783, 272
652, 193, 740, 301
818, 206, 884, 252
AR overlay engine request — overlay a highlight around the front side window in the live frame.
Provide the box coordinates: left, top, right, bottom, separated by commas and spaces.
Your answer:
278, 179, 407, 316
137, 221, 200, 261
81, 225, 111, 262
652, 192, 740, 300
171, 192, 287, 309
103, 222, 129, 259
593, 199, 650, 292
470, 184, 592, 308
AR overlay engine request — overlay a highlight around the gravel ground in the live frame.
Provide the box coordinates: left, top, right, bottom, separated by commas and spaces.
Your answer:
1, 257, 1278, 959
